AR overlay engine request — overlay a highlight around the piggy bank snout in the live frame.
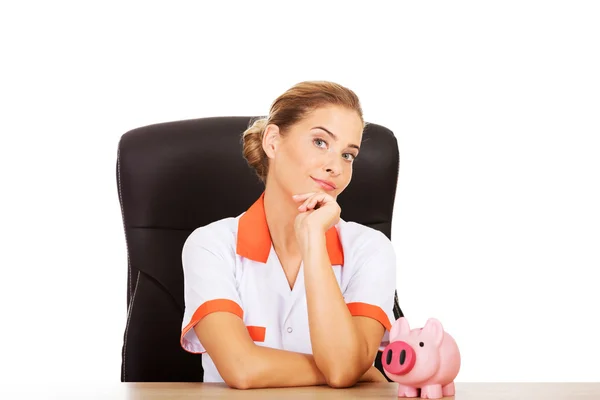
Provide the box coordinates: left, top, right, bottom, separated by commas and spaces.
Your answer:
382, 340, 416, 375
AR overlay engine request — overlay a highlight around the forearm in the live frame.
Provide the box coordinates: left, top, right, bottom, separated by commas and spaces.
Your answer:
245, 345, 327, 388
302, 229, 371, 386
195, 313, 328, 389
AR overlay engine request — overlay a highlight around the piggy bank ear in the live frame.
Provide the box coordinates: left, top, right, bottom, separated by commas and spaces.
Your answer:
390, 317, 411, 341
420, 318, 444, 347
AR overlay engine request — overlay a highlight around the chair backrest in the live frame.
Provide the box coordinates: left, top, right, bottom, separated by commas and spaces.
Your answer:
116, 116, 404, 382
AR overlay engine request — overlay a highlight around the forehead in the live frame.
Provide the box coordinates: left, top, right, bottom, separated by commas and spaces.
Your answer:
296, 105, 364, 142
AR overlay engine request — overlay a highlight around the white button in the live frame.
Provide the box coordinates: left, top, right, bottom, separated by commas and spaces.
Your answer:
287, 327, 293, 333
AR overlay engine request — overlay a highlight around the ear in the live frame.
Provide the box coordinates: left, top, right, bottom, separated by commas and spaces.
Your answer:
262, 124, 280, 160
390, 317, 411, 341
420, 318, 444, 347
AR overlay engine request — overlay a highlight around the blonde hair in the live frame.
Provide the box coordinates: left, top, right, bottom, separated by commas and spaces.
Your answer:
242, 81, 364, 184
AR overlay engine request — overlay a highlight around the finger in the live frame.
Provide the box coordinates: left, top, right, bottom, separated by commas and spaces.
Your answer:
310, 194, 331, 211
298, 196, 315, 211
292, 193, 316, 202
298, 193, 322, 211
307, 194, 325, 210
297, 198, 309, 211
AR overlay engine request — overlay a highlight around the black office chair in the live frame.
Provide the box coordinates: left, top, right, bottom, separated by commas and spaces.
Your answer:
116, 116, 404, 382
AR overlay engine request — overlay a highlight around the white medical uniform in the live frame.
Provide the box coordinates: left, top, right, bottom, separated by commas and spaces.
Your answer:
180, 192, 397, 382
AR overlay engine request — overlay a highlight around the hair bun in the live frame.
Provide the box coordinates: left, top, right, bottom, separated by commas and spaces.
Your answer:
242, 118, 269, 183
245, 118, 268, 137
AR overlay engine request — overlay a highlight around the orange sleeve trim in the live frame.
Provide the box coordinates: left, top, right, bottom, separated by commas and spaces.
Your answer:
246, 326, 266, 342
347, 302, 392, 331
180, 299, 244, 352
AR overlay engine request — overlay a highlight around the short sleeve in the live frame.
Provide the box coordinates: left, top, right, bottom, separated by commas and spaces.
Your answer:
343, 231, 397, 351
180, 227, 242, 354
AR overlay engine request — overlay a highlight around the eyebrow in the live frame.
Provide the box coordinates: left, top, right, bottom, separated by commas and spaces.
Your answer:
311, 126, 360, 151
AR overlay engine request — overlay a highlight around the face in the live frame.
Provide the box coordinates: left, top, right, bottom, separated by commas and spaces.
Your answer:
262, 104, 364, 198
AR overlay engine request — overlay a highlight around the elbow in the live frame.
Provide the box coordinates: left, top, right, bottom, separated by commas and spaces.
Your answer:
322, 364, 362, 388
325, 370, 359, 389
221, 358, 257, 390
316, 349, 365, 388
223, 370, 253, 390
221, 344, 261, 389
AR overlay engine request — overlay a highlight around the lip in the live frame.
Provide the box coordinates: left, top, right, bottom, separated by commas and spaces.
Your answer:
311, 177, 337, 191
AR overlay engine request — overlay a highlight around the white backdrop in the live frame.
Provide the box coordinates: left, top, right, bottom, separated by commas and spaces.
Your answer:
1, 0, 598, 385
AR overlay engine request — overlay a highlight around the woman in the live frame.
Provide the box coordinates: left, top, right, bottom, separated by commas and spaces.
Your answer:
180, 81, 397, 389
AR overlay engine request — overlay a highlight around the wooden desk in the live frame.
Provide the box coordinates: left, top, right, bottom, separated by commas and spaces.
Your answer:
4, 382, 599, 399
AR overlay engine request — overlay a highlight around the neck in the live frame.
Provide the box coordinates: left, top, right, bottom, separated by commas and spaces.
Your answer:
263, 183, 301, 259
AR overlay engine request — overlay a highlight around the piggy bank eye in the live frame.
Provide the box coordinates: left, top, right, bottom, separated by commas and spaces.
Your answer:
419, 342, 424, 347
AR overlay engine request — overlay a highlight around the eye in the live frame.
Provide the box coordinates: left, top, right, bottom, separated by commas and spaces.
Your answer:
313, 138, 327, 148
419, 342, 424, 347
342, 153, 357, 162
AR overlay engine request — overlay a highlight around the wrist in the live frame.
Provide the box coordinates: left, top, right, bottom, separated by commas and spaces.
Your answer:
306, 223, 327, 239
299, 226, 327, 257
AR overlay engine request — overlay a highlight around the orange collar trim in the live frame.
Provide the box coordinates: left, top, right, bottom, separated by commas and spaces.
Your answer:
237, 192, 344, 266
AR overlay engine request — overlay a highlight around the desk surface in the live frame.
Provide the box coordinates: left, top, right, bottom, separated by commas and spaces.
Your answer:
5, 382, 600, 399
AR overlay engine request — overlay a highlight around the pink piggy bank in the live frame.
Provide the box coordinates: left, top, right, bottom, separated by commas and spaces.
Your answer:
382, 317, 461, 399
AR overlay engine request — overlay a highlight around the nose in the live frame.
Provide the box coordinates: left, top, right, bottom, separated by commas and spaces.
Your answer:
324, 158, 342, 176
325, 166, 339, 176
382, 341, 416, 375
323, 150, 344, 176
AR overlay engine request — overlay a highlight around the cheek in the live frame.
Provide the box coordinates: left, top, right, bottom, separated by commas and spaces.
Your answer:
279, 145, 317, 176
345, 164, 354, 178
340, 164, 353, 183
293, 150, 320, 170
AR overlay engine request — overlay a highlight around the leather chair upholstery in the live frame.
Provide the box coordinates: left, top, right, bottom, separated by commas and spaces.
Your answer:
116, 116, 404, 382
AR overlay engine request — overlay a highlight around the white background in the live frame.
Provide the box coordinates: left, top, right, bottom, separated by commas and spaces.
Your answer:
1, 0, 598, 386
